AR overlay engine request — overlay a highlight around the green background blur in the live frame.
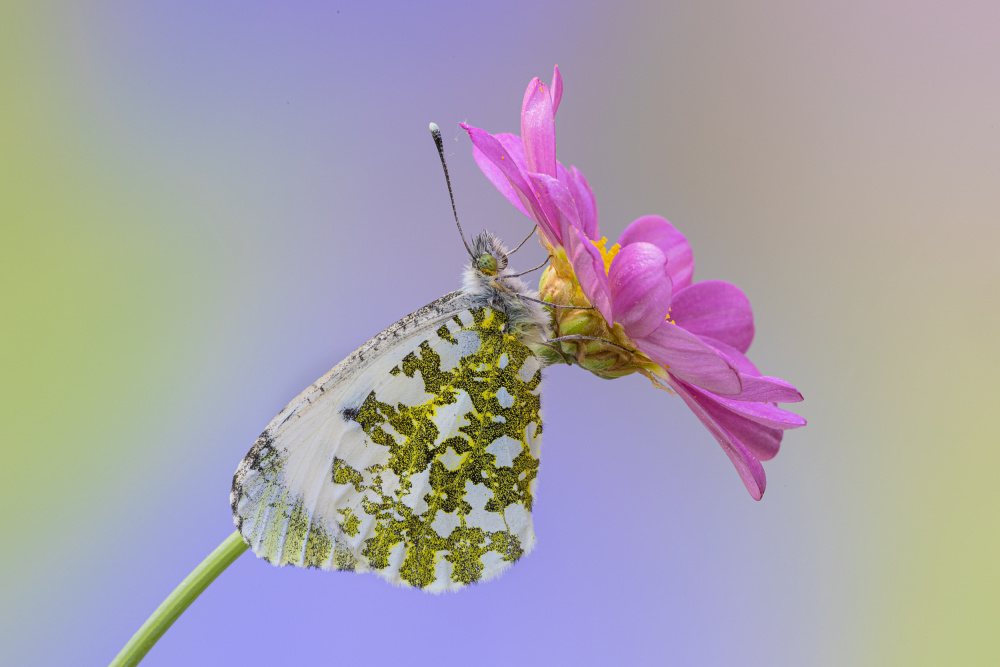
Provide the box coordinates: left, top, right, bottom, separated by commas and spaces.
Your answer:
2, 2, 998, 665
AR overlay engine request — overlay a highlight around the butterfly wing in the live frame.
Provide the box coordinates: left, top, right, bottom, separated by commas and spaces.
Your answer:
232, 293, 544, 592
232, 291, 470, 573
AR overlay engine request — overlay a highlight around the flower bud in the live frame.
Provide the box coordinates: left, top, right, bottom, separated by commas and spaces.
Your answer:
538, 265, 576, 307
557, 304, 602, 338
535, 244, 668, 380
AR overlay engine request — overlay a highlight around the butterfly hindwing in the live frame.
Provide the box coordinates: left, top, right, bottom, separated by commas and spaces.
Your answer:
232, 294, 543, 592
332, 306, 543, 591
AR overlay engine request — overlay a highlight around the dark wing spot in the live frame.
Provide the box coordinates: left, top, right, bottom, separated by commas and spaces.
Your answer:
341, 406, 360, 421
436, 324, 458, 345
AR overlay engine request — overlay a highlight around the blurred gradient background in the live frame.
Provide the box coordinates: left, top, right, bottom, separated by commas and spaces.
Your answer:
2, 2, 998, 665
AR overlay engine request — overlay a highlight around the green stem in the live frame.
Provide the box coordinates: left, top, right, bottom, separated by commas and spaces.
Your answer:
110, 530, 248, 667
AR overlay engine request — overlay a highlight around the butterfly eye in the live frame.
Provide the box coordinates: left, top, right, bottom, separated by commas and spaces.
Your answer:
477, 253, 498, 275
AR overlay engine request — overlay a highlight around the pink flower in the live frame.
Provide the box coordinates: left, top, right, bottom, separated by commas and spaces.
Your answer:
460, 66, 598, 248
611, 216, 806, 499
574, 214, 806, 499
463, 68, 805, 500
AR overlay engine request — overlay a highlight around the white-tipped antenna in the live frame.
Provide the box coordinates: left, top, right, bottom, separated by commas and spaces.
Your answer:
429, 122, 474, 258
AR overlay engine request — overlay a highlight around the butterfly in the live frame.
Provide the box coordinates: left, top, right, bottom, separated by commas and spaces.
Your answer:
231, 128, 555, 592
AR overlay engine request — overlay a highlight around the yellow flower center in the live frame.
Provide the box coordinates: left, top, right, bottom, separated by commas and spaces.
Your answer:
591, 237, 621, 274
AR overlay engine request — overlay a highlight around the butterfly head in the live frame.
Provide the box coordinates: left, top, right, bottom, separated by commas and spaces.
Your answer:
462, 231, 550, 346
476, 253, 498, 275
464, 231, 526, 299
470, 231, 509, 277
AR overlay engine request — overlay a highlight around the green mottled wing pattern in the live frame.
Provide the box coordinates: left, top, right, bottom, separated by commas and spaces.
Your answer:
334, 307, 542, 590
232, 294, 543, 592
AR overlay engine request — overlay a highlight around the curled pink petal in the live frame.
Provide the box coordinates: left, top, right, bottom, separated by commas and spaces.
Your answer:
683, 380, 784, 462
530, 173, 612, 321
461, 123, 560, 244
492, 132, 530, 171
608, 242, 673, 339
729, 374, 803, 404
469, 132, 530, 219
667, 377, 767, 499
695, 336, 803, 403
634, 322, 742, 395
563, 166, 599, 240
696, 336, 760, 375
550, 65, 563, 115
716, 413, 784, 462
704, 393, 806, 430
683, 379, 796, 461
619, 215, 695, 291
564, 225, 613, 324
671, 281, 755, 354
462, 124, 533, 205
521, 78, 557, 178
522, 172, 563, 245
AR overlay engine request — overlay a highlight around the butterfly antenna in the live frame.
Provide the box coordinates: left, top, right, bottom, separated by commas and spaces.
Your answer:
429, 122, 474, 258
508, 226, 537, 255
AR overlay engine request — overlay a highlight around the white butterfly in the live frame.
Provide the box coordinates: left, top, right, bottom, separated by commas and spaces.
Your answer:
232, 196, 553, 591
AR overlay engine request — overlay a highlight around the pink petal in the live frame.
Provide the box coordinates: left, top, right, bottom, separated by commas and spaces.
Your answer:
718, 414, 784, 462
705, 393, 807, 430
671, 280, 755, 354
521, 78, 557, 178
608, 242, 673, 339
667, 376, 767, 499
469, 132, 530, 219
550, 65, 563, 116
566, 226, 613, 324
634, 322, 742, 395
684, 381, 785, 462
619, 215, 695, 291
520, 172, 563, 246
563, 166, 599, 240
492, 134, 563, 238
697, 336, 760, 375
529, 173, 612, 322
684, 380, 788, 461
461, 123, 560, 245
696, 336, 804, 403
729, 374, 803, 404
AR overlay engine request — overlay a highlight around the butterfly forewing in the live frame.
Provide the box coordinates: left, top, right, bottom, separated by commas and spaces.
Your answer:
232, 294, 543, 592
232, 291, 469, 572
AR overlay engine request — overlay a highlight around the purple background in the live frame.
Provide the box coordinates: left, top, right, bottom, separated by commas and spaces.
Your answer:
2, 2, 998, 665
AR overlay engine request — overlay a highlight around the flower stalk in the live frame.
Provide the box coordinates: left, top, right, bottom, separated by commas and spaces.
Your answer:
110, 531, 248, 667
